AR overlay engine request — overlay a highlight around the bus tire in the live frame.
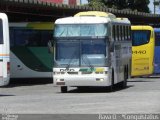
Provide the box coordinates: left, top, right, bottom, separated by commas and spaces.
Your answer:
109, 69, 114, 92
123, 66, 127, 88
61, 86, 67, 93
126, 65, 129, 79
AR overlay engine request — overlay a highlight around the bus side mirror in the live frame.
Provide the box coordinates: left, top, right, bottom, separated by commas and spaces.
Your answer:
48, 40, 54, 53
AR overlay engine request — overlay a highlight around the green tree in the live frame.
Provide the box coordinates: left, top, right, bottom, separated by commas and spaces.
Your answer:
88, 0, 150, 13
88, 0, 106, 9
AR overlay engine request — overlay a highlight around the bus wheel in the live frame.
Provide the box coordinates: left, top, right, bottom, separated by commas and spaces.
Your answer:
61, 86, 67, 93
126, 65, 129, 79
123, 67, 127, 88
109, 69, 114, 92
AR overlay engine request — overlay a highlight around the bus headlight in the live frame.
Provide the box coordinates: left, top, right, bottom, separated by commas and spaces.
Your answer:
96, 78, 104, 81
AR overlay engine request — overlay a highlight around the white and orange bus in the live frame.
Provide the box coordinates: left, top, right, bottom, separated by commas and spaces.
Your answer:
0, 13, 10, 86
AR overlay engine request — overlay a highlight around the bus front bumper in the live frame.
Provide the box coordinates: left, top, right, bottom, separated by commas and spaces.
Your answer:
53, 74, 111, 87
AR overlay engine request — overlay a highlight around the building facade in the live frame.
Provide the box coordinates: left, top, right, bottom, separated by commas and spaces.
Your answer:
39, 0, 80, 5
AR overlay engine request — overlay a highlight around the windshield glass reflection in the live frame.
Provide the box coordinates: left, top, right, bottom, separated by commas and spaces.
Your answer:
54, 39, 107, 67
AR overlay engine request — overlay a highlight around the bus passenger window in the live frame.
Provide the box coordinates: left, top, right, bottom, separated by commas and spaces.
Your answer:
14, 29, 28, 46
0, 19, 3, 44
41, 30, 53, 46
155, 32, 160, 46
115, 25, 118, 41
123, 26, 125, 41
112, 25, 116, 40
9, 29, 15, 46
126, 26, 129, 40
125, 26, 127, 40
132, 30, 150, 46
119, 25, 121, 41
128, 26, 131, 40
117, 26, 119, 41
120, 26, 123, 41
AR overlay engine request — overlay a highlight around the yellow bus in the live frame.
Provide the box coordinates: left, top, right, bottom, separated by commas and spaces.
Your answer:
131, 26, 155, 76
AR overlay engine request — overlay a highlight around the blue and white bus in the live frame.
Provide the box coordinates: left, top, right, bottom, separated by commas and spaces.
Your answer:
154, 28, 160, 74
0, 13, 10, 86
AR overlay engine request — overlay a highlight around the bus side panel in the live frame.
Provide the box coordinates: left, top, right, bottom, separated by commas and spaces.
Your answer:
0, 61, 3, 78
131, 42, 154, 76
131, 27, 154, 77
154, 46, 160, 74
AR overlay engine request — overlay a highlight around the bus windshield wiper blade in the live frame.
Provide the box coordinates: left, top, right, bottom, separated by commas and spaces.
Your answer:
81, 54, 94, 71
66, 50, 78, 70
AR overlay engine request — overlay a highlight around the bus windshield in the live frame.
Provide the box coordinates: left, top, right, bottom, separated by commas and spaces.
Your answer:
54, 39, 107, 67
132, 30, 151, 46
54, 24, 108, 37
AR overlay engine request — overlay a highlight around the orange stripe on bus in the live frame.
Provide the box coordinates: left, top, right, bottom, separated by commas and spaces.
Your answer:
0, 54, 9, 56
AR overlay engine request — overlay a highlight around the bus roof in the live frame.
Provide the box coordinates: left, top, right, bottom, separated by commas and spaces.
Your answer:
0, 13, 8, 21
55, 16, 130, 24
131, 25, 154, 31
55, 16, 110, 24
74, 11, 116, 19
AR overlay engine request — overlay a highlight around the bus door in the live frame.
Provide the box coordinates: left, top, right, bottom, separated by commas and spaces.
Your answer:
154, 31, 160, 74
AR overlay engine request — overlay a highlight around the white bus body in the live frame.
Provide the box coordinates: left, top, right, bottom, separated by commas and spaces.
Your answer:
0, 13, 10, 86
53, 14, 132, 92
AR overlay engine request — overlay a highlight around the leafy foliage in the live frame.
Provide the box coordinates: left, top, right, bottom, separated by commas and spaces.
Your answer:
88, 0, 150, 13
88, 0, 106, 9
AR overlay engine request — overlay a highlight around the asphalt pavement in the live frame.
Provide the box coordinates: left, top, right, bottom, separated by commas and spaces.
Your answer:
0, 78, 160, 114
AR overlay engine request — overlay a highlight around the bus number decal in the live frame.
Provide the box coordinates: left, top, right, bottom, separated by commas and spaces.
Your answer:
132, 50, 146, 54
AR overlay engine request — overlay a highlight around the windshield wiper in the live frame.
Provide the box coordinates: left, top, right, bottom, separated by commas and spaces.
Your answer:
66, 50, 78, 70
81, 54, 94, 72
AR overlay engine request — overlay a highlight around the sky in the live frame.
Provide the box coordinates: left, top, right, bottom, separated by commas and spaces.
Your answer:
81, 0, 88, 4
81, 0, 160, 14
149, 0, 160, 14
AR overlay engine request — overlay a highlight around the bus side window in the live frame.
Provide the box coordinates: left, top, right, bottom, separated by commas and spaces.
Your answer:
123, 26, 125, 41
117, 25, 119, 41
127, 26, 131, 40
126, 26, 129, 40
128, 26, 131, 40
112, 25, 116, 41
118, 25, 121, 41
115, 25, 117, 41
120, 25, 123, 41
41, 30, 53, 46
125, 26, 128, 40
14, 29, 29, 46
0, 19, 3, 44
9, 28, 15, 47
155, 32, 160, 46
